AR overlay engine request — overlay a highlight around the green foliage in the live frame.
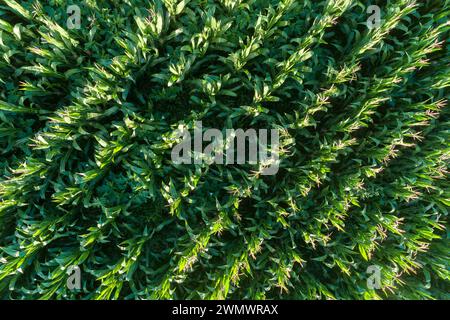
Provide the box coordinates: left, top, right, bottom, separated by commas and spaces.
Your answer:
0, 0, 448, 299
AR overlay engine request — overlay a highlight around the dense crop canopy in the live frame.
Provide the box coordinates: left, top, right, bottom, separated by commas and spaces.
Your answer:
0, 0, 448, 299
